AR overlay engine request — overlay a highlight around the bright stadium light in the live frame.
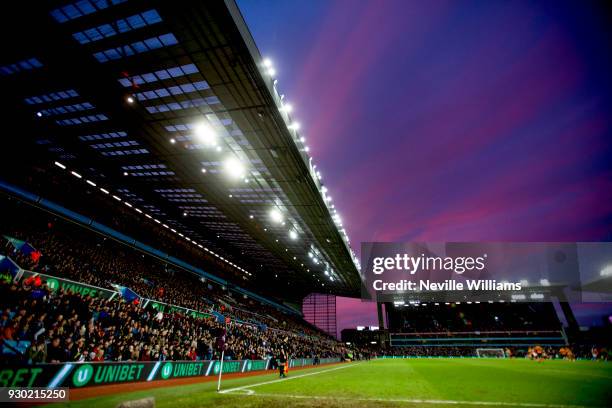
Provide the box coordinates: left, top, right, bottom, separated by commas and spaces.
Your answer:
54, 161, 66, 169
224, 157, 245, 179
263, 58, 273, 68
288, 122, 300, 131
194, 123, 217, 146
281, 103, 293, 113
269, 208, 283, 223
289, 230, 298, 240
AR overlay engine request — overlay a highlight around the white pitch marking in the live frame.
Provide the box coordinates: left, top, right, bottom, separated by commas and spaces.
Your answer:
232, 392, 598, 408
218, 363, 359, 394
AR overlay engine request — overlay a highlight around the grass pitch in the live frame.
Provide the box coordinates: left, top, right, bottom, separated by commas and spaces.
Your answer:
51, 359, 612, 408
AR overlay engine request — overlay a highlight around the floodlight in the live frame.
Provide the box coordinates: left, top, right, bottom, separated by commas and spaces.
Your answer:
194, 123, 217, 146
269, 208, 283, 223
224, 157, 245, 179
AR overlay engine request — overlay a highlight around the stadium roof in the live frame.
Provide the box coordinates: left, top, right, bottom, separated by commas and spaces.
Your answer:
0, 0, 361, 297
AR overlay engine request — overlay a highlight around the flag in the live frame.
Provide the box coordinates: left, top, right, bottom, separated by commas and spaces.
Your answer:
23, 275, 42, 287
219, 299, 232, 311
111, 284, 140, 303
3, 236, 42, 262
30, 251, 41, 263
212, 310, 225, 324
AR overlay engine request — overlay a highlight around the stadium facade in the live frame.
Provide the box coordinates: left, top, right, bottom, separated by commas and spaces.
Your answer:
302, 293, 337, 338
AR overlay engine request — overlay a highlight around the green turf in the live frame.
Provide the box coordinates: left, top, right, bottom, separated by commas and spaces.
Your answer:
50, 359, 612, 408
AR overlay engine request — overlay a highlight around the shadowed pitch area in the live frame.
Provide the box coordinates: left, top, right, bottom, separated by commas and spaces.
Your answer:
49, 359, 612, 408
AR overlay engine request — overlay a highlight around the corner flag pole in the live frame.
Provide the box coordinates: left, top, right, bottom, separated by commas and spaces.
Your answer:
216, 349, 225, 392
216, 317, 228, 392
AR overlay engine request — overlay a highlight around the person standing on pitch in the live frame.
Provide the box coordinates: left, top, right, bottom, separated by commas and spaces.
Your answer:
278, 349, 287, 378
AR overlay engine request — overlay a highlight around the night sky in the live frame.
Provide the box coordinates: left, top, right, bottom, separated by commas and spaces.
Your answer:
237, 0, 612, 335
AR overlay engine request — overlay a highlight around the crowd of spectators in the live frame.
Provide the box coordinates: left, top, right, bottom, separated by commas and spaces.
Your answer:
0, 279, 347, 364
386, 302, 562, 333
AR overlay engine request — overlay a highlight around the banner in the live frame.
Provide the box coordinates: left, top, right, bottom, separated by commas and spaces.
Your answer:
147, 299, 212, 319
17, 270, 116, 299
0, 358, 341, 388
14, 271, 212, 319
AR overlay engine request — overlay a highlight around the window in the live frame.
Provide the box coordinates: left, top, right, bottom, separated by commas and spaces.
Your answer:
0, 58, 43, 76
55, 114, 108, 126
24, 89, 78, 105
118, 64, 198, 87
90, 140, 139, 149
93, 33, 178, 62
38, 102, 94, 117
100, 148, 149, 156
145, 97, 220, 114
72, 10, 162, 44
78, 131, 127, 141
50, 0, 127, 23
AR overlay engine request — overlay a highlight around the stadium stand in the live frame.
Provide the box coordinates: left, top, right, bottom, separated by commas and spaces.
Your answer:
0, 197, 348, 365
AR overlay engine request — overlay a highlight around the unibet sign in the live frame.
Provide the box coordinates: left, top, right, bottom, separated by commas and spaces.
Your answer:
159, 362, 206, 379
71, 363, 145, 387
0, 367, 44, 387
46, 278, 59, 291
72, 364, 93, 387
212, 361, 242, 375
19, 271, 115, 299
